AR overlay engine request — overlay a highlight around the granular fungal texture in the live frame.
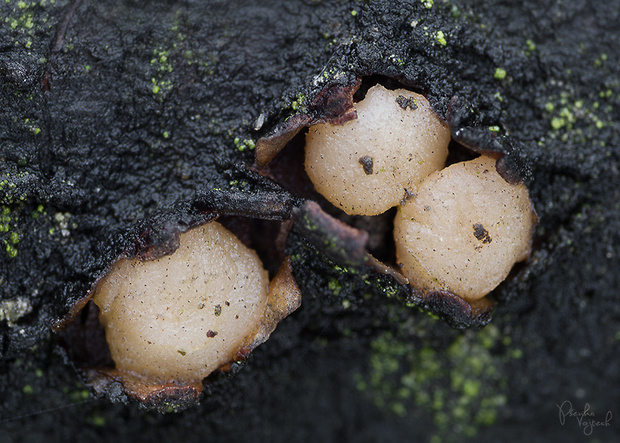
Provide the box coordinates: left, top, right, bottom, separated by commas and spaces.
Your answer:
394, 156, 534, 301
92, 221, 269, 382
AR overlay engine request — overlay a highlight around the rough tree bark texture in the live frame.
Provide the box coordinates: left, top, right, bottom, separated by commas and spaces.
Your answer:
1, 0, 619, 441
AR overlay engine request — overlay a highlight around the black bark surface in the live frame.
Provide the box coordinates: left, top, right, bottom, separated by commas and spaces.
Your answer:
1, 0, 619, 441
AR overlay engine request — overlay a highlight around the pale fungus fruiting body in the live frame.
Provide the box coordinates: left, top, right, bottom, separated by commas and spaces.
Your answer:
303, 83, 535, 304
304, 84, 450, 216
92, 221, 270, 383
75, 81, 535, 408
394, 156, 535, 301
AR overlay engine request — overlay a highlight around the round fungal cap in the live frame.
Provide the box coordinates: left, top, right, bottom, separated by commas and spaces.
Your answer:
305, 84, 450, 216
92, 221, 270, 382
394, 155, 535, 301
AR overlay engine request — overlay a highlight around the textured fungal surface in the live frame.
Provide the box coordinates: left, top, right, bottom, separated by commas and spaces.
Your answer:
92, 221, 269, 382
305, 84, 450, 215
394, 156, 534, 301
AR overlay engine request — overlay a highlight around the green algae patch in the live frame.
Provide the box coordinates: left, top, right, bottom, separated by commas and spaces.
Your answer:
150, 47, 174, 97
1, 175, 28, 258
356, 319, 522, 440
493, 67, 507, 80
233, 137, 256, 152
2, 0, 58, 52
327, 278, 342, 296
543, 90, 612, 145
435, 30, 447, 46
289, 92, 308, 114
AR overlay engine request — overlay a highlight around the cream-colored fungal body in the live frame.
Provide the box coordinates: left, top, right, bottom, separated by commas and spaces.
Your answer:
394, 156, 534, 300
92, 222, 269, 382
305, 84, 450, 215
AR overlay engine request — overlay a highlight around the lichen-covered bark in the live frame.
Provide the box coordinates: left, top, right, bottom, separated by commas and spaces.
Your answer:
1, 0, 619, 441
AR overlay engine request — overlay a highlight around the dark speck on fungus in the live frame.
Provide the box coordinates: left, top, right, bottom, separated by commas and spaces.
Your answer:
358, 155, 374, 175
395, 94, 418, 110
473, 223, 492, 244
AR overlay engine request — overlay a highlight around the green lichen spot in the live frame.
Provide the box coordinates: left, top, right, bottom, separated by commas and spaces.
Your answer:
494, 68, 507, 80
526, 39, 536, 52
551, 117, 565, 130
32, 204, 45, 219
328, 279, 342, 296
421, 0, 433, 8
9, 231, 19, 244
90, 414, 106, 427
69, 388, 90, 403
244, 139, 255, 150
233, 137, 255, 152
435, 30, 447, 46
5, 243, 18, 258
